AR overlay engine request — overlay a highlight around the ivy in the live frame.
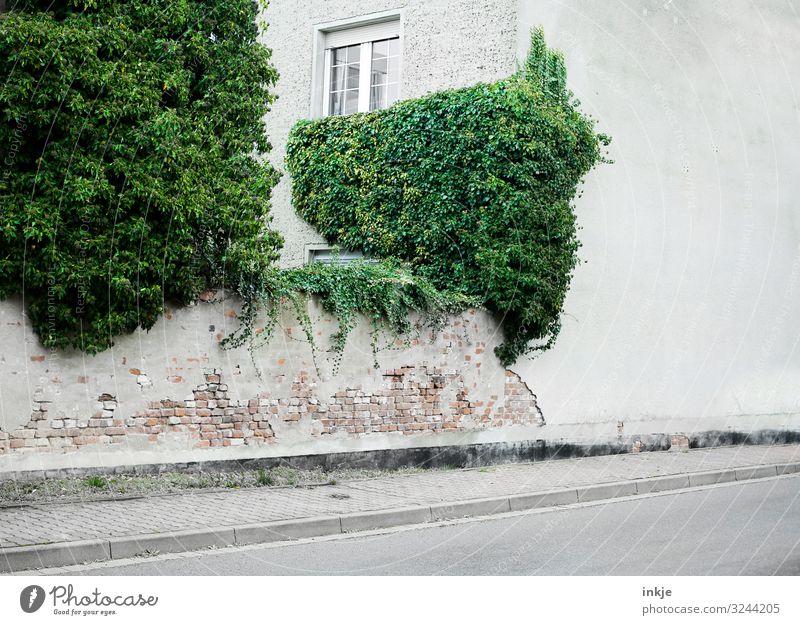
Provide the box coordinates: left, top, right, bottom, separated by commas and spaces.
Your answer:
222, 258, 476, 373
286, 28, 610, 365
1, 9, 608, 373
0, 0, 282, 352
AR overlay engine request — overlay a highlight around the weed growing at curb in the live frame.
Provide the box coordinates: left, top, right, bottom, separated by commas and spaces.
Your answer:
83, 476, 108, 489
256, 469, 274, 486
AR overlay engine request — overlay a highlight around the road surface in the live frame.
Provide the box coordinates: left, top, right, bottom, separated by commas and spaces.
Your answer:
68, 475, 800, 575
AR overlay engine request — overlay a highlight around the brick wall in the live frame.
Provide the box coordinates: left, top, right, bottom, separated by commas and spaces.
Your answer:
322, 367, 543, 435
0, 363, 544, 457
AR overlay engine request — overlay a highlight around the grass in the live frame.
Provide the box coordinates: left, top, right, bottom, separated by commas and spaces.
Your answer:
256, 469, 273, 486
0, 465, 438, 505
83, 476, 108, 489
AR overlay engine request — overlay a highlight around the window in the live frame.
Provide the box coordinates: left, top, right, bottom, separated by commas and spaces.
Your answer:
318, 17, 402, 117
367, 38, 400, 111
306, 247, 365, 265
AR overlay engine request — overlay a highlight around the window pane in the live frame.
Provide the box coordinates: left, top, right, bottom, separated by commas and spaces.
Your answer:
330, 91, 342, 116
370, 84, 386, 111
346, 64, 360, 89
330, 66, 345, 91
333, 46, 347, 65
346, 44, 361, 64
371, 58, 388, 85
345, 89, 359, 114
388, 37, 400, 56
386, 83, 399, 106
372, 39, 389, 60
387, 56, 400, 82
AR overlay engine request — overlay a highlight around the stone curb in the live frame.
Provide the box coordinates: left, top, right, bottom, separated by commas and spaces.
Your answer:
0, 539, 110, 573
2, 461, 799, 574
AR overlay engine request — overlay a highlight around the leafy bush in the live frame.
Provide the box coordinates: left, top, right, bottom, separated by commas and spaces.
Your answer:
0, 0, 282, 352
286, 28, 609, 365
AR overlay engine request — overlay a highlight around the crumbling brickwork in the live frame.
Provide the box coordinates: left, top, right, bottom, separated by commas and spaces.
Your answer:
319, 367, 545, 435
0, 370, 275, 454
0, 364, 544, 456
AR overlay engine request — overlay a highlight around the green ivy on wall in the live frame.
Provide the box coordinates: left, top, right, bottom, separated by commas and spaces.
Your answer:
223, 258, 476, 373
1, 8, 608, 372
286, 28, 610, 366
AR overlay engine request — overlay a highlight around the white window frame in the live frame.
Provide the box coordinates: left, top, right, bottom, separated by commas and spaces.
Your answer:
310, 11, 403, 119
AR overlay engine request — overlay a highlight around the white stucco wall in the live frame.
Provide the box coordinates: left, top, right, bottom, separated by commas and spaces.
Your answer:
262, 0, 519, 266
513, 0, 800, 437
1, 0, 797, 474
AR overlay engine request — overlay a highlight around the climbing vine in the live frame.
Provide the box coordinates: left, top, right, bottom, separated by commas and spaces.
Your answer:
2, 7, 608, 373
286, 28, 610, 365
222, 258, 476, 373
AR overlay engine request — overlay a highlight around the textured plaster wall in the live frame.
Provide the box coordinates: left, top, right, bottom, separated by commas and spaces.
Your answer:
514, 0, 800, 437
262, 0, 518, 267
0, 295, 546, 473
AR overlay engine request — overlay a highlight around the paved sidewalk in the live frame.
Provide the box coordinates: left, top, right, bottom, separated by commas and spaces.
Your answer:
2, 444, 799, 553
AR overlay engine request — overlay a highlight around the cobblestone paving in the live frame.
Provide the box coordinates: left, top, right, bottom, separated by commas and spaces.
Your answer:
1, 445, 798, 548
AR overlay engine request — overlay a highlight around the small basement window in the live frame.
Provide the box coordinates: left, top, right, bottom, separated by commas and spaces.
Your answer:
307, 247, 365, 265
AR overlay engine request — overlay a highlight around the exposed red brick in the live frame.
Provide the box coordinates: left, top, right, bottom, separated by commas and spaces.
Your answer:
3, 360, 542, 456
199, 290, 216, 302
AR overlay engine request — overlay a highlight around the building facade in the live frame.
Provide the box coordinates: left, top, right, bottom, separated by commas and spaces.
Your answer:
264, 0, 519, 267
1, 0, 798, 474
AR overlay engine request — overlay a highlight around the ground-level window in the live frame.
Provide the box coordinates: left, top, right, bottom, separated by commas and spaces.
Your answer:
306, 247, 365, 265
321, 18, 401, 116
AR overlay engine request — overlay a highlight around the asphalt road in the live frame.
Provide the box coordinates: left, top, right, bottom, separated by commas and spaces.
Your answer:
75, 475, 800, 575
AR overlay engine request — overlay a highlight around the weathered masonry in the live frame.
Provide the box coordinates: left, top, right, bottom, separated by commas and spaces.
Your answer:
0, 298, 546, 473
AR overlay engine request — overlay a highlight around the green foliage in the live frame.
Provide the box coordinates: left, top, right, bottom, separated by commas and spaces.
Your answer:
0, 0, 282, 352
82, 475, 107, 489
256, 469, 273, 486
222, 258, 476, 372
286, 27, 609, 365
